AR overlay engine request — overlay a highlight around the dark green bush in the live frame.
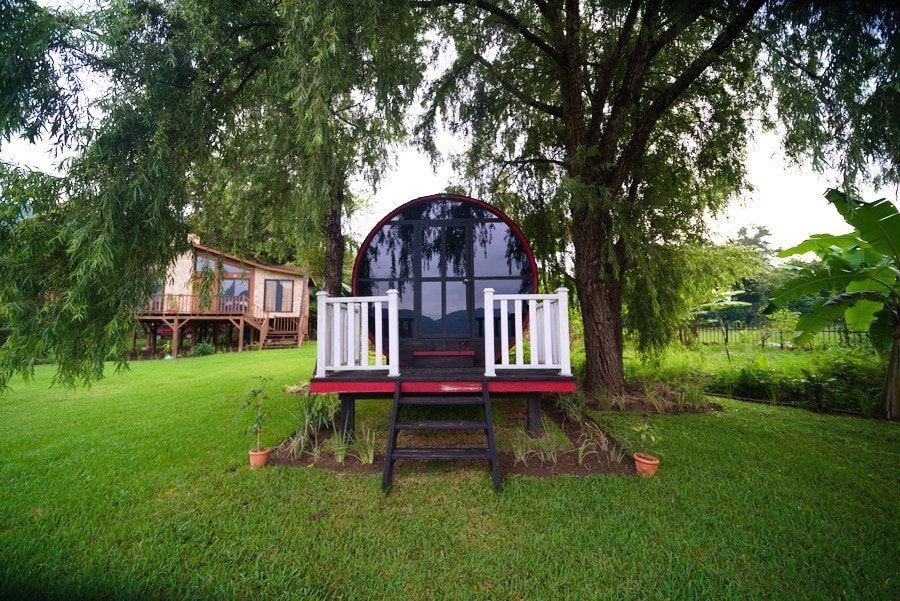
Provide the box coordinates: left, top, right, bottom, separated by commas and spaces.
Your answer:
193, 341, 215, 357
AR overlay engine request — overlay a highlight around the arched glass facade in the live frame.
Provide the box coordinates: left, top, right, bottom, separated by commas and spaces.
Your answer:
354, 195, 537, 348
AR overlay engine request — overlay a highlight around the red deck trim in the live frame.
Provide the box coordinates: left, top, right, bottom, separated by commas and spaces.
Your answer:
412, 350, 476, 357
309, 378, 576, 395
489, 380, 576, 393
309, 381, 397, 394
403, 381, 483, 393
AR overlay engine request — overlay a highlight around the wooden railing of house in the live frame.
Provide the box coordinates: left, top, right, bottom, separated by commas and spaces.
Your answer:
148, 294, 252, 315
483, 288, 571, 377
149, 294, 193, 313
270, 316, 299, 332
315, 290, 399, 377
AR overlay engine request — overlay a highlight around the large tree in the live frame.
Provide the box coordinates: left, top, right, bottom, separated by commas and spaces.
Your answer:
0, 0, 422, 387
414, 0, 897, 395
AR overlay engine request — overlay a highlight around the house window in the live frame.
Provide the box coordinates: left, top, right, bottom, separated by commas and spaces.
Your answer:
264, 280, 293, 312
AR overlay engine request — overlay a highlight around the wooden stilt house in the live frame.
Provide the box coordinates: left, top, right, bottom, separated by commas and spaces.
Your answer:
310, 194, 575, 490
135, 239, 312, 357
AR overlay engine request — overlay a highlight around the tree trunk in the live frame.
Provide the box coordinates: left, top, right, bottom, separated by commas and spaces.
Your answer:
886, 322, 900, 421
323, 176, 345, 297
572, 213, 625, 396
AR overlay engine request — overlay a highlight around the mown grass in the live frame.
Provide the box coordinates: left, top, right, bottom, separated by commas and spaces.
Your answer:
1, 346, 897, 599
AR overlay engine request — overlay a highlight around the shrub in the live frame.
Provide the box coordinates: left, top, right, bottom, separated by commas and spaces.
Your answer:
194, 341, 215, 357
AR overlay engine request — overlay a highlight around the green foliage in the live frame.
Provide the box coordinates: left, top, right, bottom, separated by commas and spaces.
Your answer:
628, 345, 885, 417
630, 421, 658, 445
352, 426, 376, 465
760, 309, 800, 348
510, 420, 566, 466
626, 243, 764, 356
290, 390, 339, 460
0, 0, 424, 388
768, 189, 899, 418
193, 341, 214, 357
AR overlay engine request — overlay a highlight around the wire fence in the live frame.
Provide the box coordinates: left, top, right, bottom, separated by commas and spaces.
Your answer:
687, 324, 869, 349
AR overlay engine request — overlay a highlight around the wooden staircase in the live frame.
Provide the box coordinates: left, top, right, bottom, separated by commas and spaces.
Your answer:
262, 332, 299, 348
260, 316, 300, 349
382, 381, 501, 491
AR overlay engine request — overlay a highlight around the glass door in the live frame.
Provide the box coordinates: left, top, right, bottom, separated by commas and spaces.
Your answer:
417, 224, 471, 338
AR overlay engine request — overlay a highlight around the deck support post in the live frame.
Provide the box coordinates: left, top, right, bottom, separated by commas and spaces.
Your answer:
171, 318, 180, 358
339, 395, 355, 442
527, 395, 542, 438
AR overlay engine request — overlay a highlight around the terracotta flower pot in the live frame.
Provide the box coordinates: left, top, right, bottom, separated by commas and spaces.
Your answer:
633, 452, 659, 477
249, 448, 271, 469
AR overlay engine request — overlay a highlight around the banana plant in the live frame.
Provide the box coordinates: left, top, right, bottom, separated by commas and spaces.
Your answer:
767, 189, 899, 420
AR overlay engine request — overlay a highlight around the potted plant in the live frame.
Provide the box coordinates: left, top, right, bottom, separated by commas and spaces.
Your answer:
631, 422, 660, 477
243, 377, 271, 469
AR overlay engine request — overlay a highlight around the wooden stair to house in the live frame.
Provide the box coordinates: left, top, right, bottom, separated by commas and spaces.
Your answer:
260, 316, 300, 349
382, 381, 501, 491
262, 332, 299, 348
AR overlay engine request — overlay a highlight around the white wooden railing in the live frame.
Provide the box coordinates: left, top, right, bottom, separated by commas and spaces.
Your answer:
483, 287, 572, 377
315, 290, 399, 377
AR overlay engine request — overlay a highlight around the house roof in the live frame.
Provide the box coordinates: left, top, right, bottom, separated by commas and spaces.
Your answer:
191, 241, 314, 283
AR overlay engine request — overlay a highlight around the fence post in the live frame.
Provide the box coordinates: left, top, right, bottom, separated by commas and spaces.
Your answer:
556, 288, 571, 376
315, 291, 329, 377
387, 289, 400, 377
484, 288, 496, 377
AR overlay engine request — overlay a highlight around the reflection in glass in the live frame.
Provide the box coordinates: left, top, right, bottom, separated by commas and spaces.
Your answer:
420, 227, 442, 277
473, 222, 531, 278
223, 262, 249, 276
390, 198, 501, 222
359, 224, 414, 279
221, 278, 249, 297
446, 226, 467, 277
196, 255, 216, 271
420, 282, 443, 335
445, 281, 469, 336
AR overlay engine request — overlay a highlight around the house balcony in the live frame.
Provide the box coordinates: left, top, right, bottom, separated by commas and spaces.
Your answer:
145, 293, 251, 316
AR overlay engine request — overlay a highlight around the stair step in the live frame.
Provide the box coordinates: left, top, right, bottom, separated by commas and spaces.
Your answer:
398, 396, 483, 405
395, 419, 489, 430
391, 448, 492, 461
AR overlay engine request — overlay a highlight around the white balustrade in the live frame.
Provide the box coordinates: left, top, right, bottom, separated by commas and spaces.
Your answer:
315, 290, 399, 377
483, 288, 572, 377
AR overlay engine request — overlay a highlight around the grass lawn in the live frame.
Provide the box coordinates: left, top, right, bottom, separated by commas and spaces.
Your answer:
1, 346, 897, 599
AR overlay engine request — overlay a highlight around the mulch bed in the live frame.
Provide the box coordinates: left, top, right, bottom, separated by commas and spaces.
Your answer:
270, 383, 721, 480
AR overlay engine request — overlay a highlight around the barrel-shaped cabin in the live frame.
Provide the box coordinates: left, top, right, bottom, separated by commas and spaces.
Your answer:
310, 194, 575, 443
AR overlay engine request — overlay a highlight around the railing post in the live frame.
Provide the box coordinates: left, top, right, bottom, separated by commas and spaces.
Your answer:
484, 288, 496, 377
315, 291, 329, 377
387, 289, 400, 377
556, 287, 571, 376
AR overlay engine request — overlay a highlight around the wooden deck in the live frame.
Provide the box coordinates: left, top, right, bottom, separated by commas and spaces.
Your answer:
310, 367, 575, 395
311, 367, 576, 439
